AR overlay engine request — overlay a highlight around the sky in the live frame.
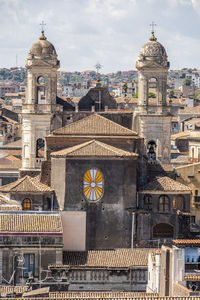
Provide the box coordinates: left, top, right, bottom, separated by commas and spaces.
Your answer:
1, 0, 200, 73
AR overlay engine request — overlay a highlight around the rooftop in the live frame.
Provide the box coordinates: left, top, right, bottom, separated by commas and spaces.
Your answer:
0, 212, 62, 234
50, 248, 157, 268
139, 176, 191, 193
0, 193, 21, 211
171, 131, 190, 140
51, 140, 138, 158
0, 175, 53, 193
52, 114, 137, 136
173, 239, 200, 245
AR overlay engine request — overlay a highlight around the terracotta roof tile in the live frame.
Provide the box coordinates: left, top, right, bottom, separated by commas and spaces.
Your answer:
1, 150, 21, 157
171, 131, 190, 140
51, 140, 138, 158
173, 239, 200, 245
49, 292, 158, 299
50, 248, 157, 268
53, 114, 137, 136
0, 159, 21, 170
1, 139, 21, 148
0, 212, 62, 233
180, 106, 200, 114
0, 194, 21, 211
184, 275, 200, 280
0, 175, 53, 193
139, 176, 191, 192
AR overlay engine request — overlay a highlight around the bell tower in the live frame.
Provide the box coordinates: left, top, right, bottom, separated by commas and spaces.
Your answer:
21, 30, 62, 174
133, 31, 171, 164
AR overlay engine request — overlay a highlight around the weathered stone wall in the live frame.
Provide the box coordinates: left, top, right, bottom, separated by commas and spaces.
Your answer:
51, 158, 137, 250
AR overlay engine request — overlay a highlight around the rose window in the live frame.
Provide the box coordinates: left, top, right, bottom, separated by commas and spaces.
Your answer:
83, 169, 104, 201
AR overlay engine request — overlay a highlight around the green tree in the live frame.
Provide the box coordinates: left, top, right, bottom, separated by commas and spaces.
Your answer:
148, 92, 156, 98
132, 92, 138, 98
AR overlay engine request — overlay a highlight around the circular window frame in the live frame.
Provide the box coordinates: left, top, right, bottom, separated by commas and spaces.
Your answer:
83, 168, 104, 202
37, 75, 46, 85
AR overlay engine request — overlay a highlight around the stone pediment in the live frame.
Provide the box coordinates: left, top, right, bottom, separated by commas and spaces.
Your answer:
51, 140, 138, 158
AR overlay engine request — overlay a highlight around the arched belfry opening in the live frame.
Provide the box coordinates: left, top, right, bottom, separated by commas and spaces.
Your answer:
36, 138, 45, 158
147, 77, 157, 104
37, 75, 46, 104
147, 140, 156, 161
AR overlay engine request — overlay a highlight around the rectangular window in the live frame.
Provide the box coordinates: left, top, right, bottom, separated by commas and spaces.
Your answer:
37, 86, 45, 104
24, 254, 35, 277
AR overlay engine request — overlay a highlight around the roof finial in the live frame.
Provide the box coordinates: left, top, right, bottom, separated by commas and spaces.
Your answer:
94, 62, 103, 87
39, 21, 47, 40
149, 21, 157, 41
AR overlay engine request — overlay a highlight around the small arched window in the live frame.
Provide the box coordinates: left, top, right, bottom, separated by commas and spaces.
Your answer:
158, 195, 170, 212
22, 198, 31, 211
144, 194, 152, 210
36, 138, 45, 158
147, 140, 156, 161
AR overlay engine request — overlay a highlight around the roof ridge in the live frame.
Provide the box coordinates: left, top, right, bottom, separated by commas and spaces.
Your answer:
65, 140, 95, 154
94, 140, 128, 155
27, 176, 41, 192
53, 114, 137, 136
0, 175, 28, 191
51, 139, 138, 158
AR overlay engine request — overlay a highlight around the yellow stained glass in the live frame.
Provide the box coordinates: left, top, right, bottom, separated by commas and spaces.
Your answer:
83, 169, 104, 201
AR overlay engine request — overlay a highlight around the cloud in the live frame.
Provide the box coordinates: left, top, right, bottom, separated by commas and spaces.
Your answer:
0, 0, 200, 72
191, 0, 200, 14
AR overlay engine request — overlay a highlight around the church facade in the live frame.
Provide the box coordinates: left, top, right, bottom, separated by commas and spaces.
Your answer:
0, 29, 192, 259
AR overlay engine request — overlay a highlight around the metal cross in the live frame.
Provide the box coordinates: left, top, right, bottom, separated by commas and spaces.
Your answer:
40, 21, 46, 32
150, 21, 156, 33
95, 62, 103, 74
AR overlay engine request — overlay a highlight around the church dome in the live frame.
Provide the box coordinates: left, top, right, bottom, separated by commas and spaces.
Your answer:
30, 31, 57, 56
137, 32, 168, 67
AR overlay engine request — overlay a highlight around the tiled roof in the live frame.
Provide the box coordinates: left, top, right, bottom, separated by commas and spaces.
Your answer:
0, 154, 21, 170
49, 292, 159, 299
0, 150, 21, 157
50, 248, 157, 268
184, 274, 200, 280
179, 106, 200, 114
114, 97, 127, 103
0, 175, 53, 193
171, 155, 188, 164
139, 176, 191, 193
173, 239, 200, 245
171, 131, 190, 140
53, 114, 137, 136
0, 212, 62, 233
1, 139, 21, 148
51, 140, 138, 158
0, 194, 21, 211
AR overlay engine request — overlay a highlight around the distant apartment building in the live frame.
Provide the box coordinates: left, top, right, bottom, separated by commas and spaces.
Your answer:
62, 83, 89, 97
